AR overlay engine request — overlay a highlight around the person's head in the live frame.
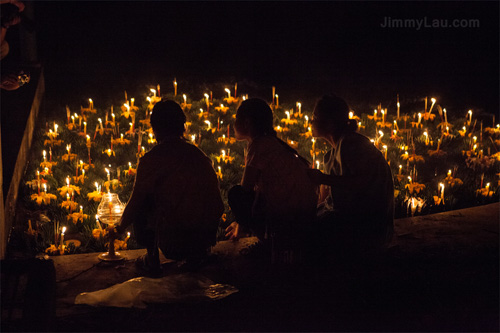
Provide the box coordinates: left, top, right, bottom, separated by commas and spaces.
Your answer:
234, 98, 275, 140
150, 100, 186, 141
312, 94, 357, 140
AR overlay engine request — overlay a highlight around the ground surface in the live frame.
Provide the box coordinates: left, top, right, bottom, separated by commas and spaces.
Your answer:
4, 203, 500, 332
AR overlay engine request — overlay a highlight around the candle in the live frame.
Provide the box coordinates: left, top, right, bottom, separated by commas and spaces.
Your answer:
304, 115, 309, 128
393, 120, 399, 131
424, 96, 428, 113
66, 144, 71, 155
83, 122, 87, 134
443, 108, 448, 124
225, 88, 231, 98
43, 183, 47, 193
54, 123, 58, 133
315, 160, 320, 170
49, 148, 52, 161
417, 113, 422, 125
60, 226, 66, 247
205, 120, 211, 130
150, 88, 156, 98
204, 93, 210, 110
383, 145, 388, 160
174, 79, 177, 96
439, 183, 444, 201
286, 111, 290, 120
183, 94, 187, 105
467, 110, 472, 126
381, 109, 385, 123
297, 102, 301, 114
66, 106, 71, 123
105, 168, 110, 182
397, 94, 400, 119
125, 232, 131, 242
89, 98, 93, 109
98, 118, 103, 130
398, 165, 402, 175
43, 150, 46, 161
429, 98, 436, 114
275, 94, 279, 107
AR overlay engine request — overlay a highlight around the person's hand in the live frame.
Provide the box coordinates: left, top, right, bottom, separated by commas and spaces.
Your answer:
225, 222, 240, 241
0, 74, 19, 90
307, 168, 325, 185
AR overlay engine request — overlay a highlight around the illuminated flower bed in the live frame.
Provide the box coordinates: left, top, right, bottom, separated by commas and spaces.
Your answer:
17, 82, 499, 255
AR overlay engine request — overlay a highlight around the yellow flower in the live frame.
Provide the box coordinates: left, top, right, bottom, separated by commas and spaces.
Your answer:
57, 185, 81, 197
61, 153, 77, 161
421, 112, 436, 121
31, 192, 57, 205
443, 175, 463, 187
92, 228, 107, 239
104, 179, 123, 191
405, 182, 426, 194
223, 96, 239, 104
215, 105, 229, 113
87, 190, 103, 202
45, 244, 59, 255
102, 149, 115, 157
44, 139, 63, 147
67, 212, 88, 224
60, 199, 78, 211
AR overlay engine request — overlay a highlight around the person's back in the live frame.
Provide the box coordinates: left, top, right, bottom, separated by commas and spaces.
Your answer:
247, 135, 317, 234
138, 137, 224, 259
114, 100, 223, 274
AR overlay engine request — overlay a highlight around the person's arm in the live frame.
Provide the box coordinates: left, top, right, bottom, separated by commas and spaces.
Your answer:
240, 164, 260, 191
111, 158, 152, 235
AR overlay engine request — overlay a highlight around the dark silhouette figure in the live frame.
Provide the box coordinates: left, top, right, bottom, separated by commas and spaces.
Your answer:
308, 94, 394, 259
226, 98, 317, 264
111, 100, 224, 275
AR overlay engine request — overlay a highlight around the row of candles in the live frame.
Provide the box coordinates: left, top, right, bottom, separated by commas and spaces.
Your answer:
29, 83, 499, 254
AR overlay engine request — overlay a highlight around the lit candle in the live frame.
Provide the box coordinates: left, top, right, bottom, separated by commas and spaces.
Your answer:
43, 150, 46, 161
439, 183, 444, 201
383, 145, 388, 160
98, 118, 103, 130
174, 79, 177, 96
286, 111, 290, 120
43, 183, 47, 193
61, 226, 66, 247
66, 144, 71, 155
205, 120, 212, 130
105, 168, 110, 182
417, 113, 422, 125
381, 109, 385, 123
131, 98, 135, 107
71, 115, 75, 124
125, 232, 131, 242
204, 93, 210, 110
297, 102, 301, 114
467, 110, 472, 126
315, 160, 320, 170
183, 94, 187, 105
398, 165, 402, 175
83, 121, 87, 134
150, 88, 156, 98
397, 94, 400, 119
89, 98, 93, 109
443, 108, 448, 124
225, 88, 231, 98
275, 94, 279, 107
429, 98, 436, 114
54, 123, 58, 133
191, 134, 196, 143
393, 120, 399, 131
304, 115, 309, 128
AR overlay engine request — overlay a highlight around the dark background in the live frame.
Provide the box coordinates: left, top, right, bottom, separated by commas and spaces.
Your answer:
23, 1, 500, 115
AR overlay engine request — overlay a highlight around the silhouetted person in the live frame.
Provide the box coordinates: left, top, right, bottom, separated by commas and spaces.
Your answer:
308, 94, 394, 260
0, 0, 25, 90
226, 98, 317, 264
111, 100, 224, 275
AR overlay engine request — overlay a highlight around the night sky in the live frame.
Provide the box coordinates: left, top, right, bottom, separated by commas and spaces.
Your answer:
32, 1, 499, 115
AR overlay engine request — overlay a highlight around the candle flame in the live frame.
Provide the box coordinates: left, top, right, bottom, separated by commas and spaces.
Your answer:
62, 227, 66, 235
